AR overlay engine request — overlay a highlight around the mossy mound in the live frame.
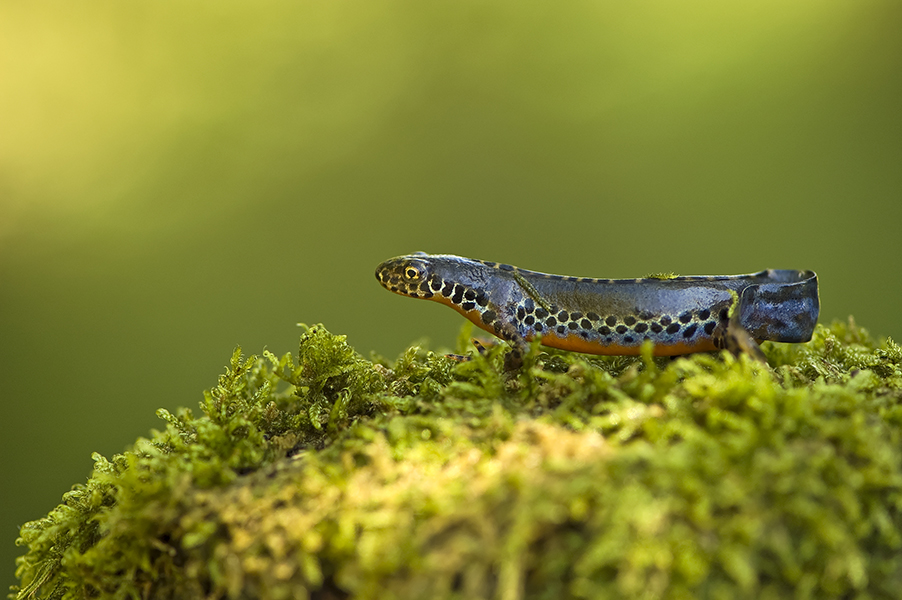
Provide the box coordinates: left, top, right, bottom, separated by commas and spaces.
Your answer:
11, 320, 902, 600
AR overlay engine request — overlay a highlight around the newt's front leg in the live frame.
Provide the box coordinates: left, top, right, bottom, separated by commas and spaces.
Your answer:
444, 307, 528, 370
486, 309, 528, 371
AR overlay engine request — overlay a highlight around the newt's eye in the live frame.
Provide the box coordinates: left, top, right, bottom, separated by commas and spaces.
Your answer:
404, 264, 423, 281
401, 259, 429, 283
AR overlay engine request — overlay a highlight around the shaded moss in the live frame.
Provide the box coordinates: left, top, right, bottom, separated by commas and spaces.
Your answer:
11, 320, 902, 600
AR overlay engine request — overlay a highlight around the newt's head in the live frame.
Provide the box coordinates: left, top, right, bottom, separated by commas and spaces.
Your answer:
376, 253, 501, 332
375, 252, 439, 299
375, 253, 498, 303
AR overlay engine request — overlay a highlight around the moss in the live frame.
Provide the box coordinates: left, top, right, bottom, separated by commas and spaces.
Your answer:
11, 320, 902, 600
645, 272, 679, 280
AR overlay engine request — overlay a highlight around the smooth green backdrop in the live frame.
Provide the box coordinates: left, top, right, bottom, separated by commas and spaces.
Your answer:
2, 1, 900, 590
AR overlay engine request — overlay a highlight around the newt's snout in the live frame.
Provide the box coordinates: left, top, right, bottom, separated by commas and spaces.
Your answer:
375, 256, 434, 299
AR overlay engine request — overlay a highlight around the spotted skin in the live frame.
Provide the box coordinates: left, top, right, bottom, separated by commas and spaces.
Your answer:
375, 253, 819, 364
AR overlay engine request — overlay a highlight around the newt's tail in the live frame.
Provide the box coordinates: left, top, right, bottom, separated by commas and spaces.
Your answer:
737, 270, 819, 343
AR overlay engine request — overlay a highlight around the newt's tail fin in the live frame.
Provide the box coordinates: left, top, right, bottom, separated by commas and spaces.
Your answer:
737, 270, 819, 343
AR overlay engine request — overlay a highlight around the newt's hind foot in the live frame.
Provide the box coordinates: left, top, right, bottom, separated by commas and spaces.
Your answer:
713, 319, 767, 363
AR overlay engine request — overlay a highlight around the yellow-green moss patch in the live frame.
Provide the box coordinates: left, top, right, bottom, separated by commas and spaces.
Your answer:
11, 320, 902, 600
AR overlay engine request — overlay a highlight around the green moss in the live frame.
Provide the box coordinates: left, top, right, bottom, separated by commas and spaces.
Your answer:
11, 320, 902, 600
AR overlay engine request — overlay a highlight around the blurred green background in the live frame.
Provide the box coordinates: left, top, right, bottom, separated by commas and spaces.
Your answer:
2, 0, 900, 588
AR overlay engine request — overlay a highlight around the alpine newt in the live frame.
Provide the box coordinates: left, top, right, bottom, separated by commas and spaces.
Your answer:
375, 253, 819, 366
